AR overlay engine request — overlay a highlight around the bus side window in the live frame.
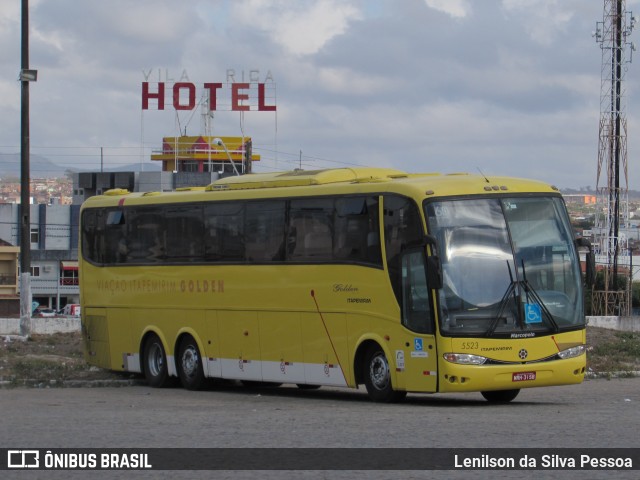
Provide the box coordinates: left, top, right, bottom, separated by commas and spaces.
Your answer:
125, 208, 166, 264
204, 202, 245, 262
334, 196, 382, 267
103, 208, 126, 264
288, 198, 334, 262
81, 209, 103, 264
245, 201, 286, 262
166, 205, 204, 262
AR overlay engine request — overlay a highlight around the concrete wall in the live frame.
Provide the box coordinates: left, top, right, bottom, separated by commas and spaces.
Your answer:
138, 171, 174, 192
0, 316, 81, 335
587, 316, 640, 332
43, 204, 72, 250
0, 204, 15, 243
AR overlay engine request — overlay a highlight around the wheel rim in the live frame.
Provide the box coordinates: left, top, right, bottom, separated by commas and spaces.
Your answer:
181, 345, 199, 379
369, 352, 390, 391
147, 342, 164, 377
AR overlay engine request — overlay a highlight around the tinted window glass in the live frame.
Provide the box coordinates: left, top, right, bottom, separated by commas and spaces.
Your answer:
245, 201, 286, 261
166, 205, 204, 262
401, 250, 433, 333
204, 202, 245, 261
81, 209, 98, 262
82, 208, 126, 264
82, 196, 383, 268
124, 208, 166, 264
384, 195, 424, 305
288, 198, 334, 261
334, 196, 381, 265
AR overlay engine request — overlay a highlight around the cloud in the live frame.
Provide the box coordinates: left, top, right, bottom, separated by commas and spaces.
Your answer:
502, 0, 575, 46
423, 0, 472, 19
230, 0, 362, 56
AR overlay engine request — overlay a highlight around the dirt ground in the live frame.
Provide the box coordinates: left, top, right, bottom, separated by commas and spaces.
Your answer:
0, 327, 638, 387
0, 332, 139, 387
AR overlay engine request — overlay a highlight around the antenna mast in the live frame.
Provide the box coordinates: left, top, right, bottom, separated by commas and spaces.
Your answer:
593, 0, 636, 315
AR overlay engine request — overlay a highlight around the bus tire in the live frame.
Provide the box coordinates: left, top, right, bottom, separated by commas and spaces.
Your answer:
363, 345, 407, 403
481, 389, 520, 403
177, 335, 205, 391
143, 334, 171, 388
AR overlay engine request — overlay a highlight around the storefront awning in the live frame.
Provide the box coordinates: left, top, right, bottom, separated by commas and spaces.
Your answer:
61, 261, 78, 271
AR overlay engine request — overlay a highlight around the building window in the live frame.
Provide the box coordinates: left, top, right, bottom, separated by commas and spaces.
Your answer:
180, 161, 200, 173
30, 227, 39, 244
60, 263, 79, 286
30, 266, 40, 277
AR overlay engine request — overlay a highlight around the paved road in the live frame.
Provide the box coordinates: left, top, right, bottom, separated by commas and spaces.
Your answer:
1, 378, 638, 480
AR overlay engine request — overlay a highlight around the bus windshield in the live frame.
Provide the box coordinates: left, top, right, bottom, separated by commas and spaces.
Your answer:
425, 196, 584, 337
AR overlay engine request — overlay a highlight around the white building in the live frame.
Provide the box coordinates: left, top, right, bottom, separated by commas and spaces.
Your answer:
0, 203, 80, 310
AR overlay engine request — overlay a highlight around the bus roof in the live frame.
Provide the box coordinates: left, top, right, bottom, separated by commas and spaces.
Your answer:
82, 167, 560, 209
205, 167, 409, 189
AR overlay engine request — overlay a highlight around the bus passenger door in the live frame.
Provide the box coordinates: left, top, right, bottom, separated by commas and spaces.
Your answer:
397, 249, 438, 392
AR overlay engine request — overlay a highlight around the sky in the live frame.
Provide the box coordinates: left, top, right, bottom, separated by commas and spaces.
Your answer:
1, 0, 639, 189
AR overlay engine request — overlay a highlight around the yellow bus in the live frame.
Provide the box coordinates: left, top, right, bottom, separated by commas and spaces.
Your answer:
79, 167, 592, 403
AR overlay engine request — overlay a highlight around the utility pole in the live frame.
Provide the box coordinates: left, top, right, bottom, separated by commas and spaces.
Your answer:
593, 0, 636, 315
19, 0, 37, 336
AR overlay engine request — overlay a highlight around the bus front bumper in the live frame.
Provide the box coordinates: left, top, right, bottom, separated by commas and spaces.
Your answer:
437, 354, 586, 393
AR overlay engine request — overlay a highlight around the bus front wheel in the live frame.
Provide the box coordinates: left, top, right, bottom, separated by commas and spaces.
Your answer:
363, 345, 406, 403
143, 334, 171, 388
481, 389, 520, 403
177, 335, 205, 391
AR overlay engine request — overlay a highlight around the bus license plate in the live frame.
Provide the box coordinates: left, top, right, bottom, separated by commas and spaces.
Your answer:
512, 372, 536, 382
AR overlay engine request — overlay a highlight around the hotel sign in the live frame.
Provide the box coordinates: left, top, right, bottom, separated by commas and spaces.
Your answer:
141, 69, 276, 112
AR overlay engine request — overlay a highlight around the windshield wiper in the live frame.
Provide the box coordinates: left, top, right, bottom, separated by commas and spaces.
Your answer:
485, 260, 559, 337
486, 262, 518, 337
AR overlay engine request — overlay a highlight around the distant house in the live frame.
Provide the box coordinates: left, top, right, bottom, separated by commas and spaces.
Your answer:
0, 238, 19, 317
563, 194, 597, 205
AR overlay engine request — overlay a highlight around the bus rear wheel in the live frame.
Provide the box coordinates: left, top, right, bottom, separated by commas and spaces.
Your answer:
143, 334, 171, 388
177, 335, 205, 391
363, 345, 406, 403
481, 389, 520, 403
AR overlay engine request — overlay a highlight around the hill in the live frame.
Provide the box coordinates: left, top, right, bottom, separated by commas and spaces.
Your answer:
0, 153, 67, 178
0, 152, 160, 179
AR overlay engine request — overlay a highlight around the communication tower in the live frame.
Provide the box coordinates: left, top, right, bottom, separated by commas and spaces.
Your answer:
592, 0, 636, 315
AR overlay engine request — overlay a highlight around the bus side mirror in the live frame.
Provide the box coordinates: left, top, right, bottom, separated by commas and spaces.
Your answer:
427, 255, 443, 290
575, 237, 595, 286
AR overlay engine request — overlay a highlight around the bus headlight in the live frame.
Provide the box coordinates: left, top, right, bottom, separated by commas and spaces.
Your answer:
443, 353, 488, 365
557, 345, 586, 359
